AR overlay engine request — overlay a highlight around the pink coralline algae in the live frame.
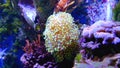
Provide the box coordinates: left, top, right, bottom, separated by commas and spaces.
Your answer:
80, 21, 120, 59
20, 35, 56, 68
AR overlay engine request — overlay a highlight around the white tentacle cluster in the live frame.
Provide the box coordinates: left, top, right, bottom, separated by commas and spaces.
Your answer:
43, 12, 79, 53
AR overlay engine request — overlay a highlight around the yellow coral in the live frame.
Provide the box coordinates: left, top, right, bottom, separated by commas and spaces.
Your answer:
43, 12, 79, 53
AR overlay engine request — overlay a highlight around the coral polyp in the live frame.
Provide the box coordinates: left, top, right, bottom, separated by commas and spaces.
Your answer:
43, 12, 80, 53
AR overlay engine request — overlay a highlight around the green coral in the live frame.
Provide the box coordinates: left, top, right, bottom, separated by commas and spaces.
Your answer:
53, 41, 79, 62
113, 2, 120, 21
75, 53, 82, 63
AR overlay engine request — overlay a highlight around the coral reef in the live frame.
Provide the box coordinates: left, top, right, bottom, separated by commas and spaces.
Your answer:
20, 35, 56, 68
2, 0, 120, 68
80, 20, 120, 59
21, 34, 77, 68
21, 1, 80, 68
43, 12, 80, 64
43, 12, 79, 53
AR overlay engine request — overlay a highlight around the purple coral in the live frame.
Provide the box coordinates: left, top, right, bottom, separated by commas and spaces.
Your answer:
20, 34, 76, 68
87, 2, 106, 24
80, 21, 120, 59
87, 0, 116, 24
20, 35, 56, 68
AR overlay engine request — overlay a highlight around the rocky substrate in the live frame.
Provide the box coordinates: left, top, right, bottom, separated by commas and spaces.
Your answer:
20, 35, 76, 68
74, 53, 120, 68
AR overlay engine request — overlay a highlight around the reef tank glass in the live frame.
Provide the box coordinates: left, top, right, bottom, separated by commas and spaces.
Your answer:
0, 0, 120, 68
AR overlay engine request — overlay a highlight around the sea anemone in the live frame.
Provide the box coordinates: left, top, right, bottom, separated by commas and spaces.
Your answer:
43, 12, 79, 53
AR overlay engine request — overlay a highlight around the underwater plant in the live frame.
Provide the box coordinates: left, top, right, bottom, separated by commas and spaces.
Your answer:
113, 2, 120, 21
0, 0, 29, 68
0, 0, 22, 40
